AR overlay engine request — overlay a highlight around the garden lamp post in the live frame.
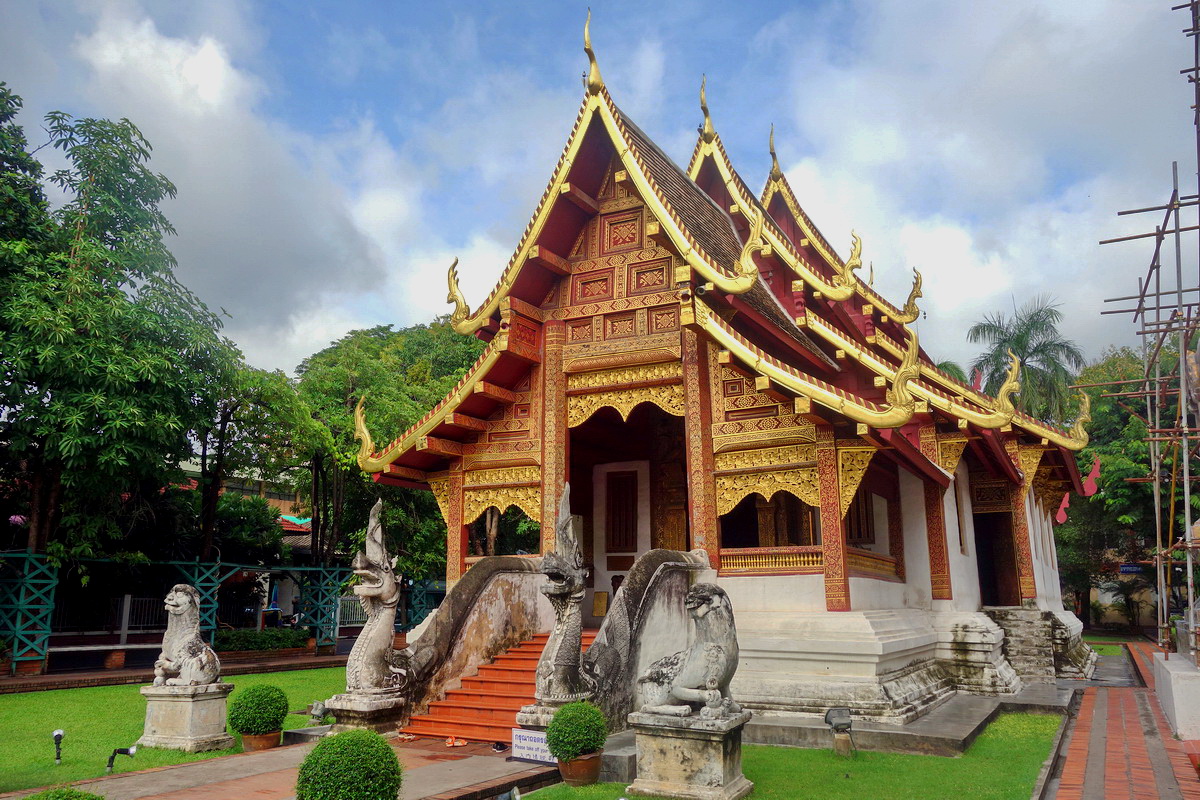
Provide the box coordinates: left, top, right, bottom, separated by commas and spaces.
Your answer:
106, 745, 137, 774
52, 729, 64, 764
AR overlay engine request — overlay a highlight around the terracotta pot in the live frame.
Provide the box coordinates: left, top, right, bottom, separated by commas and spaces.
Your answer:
241, 731, 281, 751
557, 750, 603, 786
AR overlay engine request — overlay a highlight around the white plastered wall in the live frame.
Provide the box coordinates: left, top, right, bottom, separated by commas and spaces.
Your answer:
940, 462, 982, 612
849, 468, 933, 611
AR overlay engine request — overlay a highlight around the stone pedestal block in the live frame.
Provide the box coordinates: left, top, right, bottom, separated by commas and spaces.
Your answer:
138, 683, 235, 752
626, 710, 753, 800
325, 692, 407, 733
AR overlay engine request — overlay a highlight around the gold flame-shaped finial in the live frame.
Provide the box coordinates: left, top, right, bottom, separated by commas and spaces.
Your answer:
584, 9, 603, 95
769, 124, 782, 181
700, 75, 715, 143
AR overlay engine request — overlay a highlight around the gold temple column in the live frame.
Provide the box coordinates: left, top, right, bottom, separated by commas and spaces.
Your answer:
817, 427, 850, 611
1007, 439, 1040, 601
540, 321, 567, 553
443, 466, 467, 584
682, 329, 719, 567
919, 425, 953, 601
887, 496, 905, 581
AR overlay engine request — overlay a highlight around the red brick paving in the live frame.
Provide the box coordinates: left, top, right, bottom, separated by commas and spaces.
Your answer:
1056, 638, 1200, 799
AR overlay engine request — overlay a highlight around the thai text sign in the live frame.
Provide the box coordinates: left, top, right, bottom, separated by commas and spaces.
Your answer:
511, 727, 554, 764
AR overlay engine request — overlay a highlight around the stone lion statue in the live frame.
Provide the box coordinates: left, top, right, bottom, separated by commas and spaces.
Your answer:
153, 584, 221, 686
638, 583, 742, 720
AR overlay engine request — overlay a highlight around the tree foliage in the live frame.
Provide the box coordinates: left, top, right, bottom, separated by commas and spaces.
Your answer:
0, 84, 231, 558
968, 295, 1085, 423
293, 319, 485, 574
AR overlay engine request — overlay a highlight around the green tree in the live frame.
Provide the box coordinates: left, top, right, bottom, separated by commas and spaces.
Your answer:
967, 295, 1085, 422
935, 360, 969, 383
0, 85, 232, 557
293, 318, 485, 572
193, 361, 312, 561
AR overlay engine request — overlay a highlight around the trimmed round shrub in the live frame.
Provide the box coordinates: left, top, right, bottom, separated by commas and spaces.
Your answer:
26, 789, 106, 800
545, 700, 607, 762
228, 684, 289, 735
296, 729, 402, 800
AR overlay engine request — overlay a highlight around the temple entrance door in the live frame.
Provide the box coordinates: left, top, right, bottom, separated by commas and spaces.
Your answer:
974, 511, 1021, 606
568, 403, 687, 627
591, 461, 650, 614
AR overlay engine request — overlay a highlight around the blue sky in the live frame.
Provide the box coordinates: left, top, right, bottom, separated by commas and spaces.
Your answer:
2, 1, 1196, 373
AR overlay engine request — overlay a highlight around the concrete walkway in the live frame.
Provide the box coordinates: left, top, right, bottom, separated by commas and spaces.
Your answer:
1053, 645, 1200, 799
1, 739, 557, 800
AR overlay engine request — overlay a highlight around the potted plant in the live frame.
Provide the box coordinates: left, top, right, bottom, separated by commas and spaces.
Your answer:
296, 729, 402, 800
228, 684, 290, 751
545, 700, 607, 786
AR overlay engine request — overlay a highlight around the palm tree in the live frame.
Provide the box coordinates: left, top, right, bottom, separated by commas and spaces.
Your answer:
935, 360, 969, 383
967, 295, 1084, 423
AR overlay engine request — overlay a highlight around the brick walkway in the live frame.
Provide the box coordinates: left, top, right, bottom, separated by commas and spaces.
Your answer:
1055, 642, 1200, 799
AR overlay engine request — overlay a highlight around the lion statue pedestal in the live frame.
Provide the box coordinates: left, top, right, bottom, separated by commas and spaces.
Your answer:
138, 584, 235, 752
626, 583, 753, 800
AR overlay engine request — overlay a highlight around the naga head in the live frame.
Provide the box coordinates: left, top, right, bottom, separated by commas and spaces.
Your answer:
353, 499, 398, 600
994, 350, 1022, 417
685, 583, 731, 621
446, 257, 470, 327
541, 484, 586, 597
164, 584, 200, 618
834, 231, 863, 291
1067, 391, 1091, 448
884, 326, 921, 412
893, 267, 923, 324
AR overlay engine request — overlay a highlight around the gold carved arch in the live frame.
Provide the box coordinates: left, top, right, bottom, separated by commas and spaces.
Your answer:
462, 489, 542, 526
713, 444, 820, 516
567, 387, 686, 427
714, 469, 819, 516
461, 466, 542, 525
566, 363, 686, 428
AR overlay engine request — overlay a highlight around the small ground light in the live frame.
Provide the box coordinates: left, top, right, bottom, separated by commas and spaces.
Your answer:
106, 745, 136, 774
824, 707, 857, 756
52, 730, 64, 764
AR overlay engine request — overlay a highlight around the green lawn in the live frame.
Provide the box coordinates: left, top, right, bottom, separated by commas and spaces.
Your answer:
529, 714, 1059, 800
1088, 643, 1126, 656
0, 667, 346, 794
1083, 631, 1138, 642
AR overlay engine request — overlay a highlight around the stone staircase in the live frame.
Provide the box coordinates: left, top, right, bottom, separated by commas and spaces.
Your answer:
401, 630, 598, 743
983, 607, 1056, 684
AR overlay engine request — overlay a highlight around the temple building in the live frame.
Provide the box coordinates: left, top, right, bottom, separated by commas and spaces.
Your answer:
356, 26, 1094, 724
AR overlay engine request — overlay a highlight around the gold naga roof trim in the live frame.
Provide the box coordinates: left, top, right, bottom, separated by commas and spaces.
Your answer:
870, 329, 1090, 450
355, 336, 506, 473
444, 19, 762, 336
686, 115, 859, 302
684, 295, 918, 429
799, 309, 1020, 430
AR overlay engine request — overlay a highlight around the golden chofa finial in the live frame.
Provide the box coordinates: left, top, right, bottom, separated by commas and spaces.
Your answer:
700, 75, 716, 143
768, 124, 782, 181
584, 9, 604, 95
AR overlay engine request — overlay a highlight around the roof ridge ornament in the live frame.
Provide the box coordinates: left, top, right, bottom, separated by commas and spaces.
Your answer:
893, 267, 923, 324
446, 257, 470, 330
1066, 392, 1091, 448
700, 75, 716, 143
884, 327, 921, 413
835, 231, 863, 290
768, 124, 782, 182
584, 9, 604, 96
994, 350, 1022, 417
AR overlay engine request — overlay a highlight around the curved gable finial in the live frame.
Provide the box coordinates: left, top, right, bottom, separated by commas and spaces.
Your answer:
768, 124, 782, 182
700, 75, 716, 143
584, 9, 604, 95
